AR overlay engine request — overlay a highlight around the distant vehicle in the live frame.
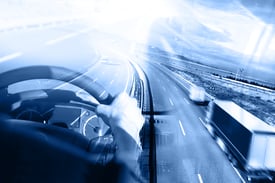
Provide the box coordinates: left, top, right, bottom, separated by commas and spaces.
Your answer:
206, 100, 275, 182
188, 85, 206, 104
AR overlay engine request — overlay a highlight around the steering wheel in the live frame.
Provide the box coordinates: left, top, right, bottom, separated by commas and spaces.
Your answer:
0, 65, 117, 166
0, 65, 113, 104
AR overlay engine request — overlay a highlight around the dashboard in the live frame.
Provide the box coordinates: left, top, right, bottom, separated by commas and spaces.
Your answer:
2, 76, 112, 142
48, 104, 110, 140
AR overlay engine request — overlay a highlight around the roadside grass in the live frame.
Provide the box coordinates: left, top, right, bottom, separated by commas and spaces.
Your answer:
172, 68, 275, 126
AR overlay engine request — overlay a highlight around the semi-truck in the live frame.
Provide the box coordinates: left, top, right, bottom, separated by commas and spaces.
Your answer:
188, 85, 206, 104
206, 100, 275, 182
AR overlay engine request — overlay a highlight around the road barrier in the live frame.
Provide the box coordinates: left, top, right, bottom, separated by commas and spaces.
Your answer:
163, 62, 275, 101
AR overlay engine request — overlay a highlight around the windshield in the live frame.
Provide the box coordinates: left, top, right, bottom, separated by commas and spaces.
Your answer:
0, 0, 275, 183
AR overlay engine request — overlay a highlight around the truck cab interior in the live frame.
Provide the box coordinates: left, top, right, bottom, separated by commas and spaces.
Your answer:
0, 1, 275, 183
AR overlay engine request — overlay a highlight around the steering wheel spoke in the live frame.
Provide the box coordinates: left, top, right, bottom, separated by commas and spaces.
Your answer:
0, 65, 115, 160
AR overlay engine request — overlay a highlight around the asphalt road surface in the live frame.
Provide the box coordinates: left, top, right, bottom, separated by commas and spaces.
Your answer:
138, 61, 242, 183
0, 22, 133, 96
0, 21, 243, 183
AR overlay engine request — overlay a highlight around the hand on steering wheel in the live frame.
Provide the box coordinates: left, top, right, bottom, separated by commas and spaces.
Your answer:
96, 93, 145, 151
0, 65, 144, 164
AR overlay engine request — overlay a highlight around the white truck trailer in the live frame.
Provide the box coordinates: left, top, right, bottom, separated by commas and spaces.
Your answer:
206, 100, 275, 182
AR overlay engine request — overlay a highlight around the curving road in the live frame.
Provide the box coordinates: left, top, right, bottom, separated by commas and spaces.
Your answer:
138, 61, 242, 183
0, 20, 244, 183
0, 21, 133, 97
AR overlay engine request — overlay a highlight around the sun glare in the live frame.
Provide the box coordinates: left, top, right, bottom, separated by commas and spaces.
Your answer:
91, 0, 176, 25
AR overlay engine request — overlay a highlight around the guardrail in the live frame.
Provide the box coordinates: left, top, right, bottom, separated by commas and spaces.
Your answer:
208, 74, 275, 101
221, 77, 275, 99
154, 62, 215, 102
162, 62, 275, 101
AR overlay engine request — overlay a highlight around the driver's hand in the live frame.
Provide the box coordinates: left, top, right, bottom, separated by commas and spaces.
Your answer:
96, 93, 144, 153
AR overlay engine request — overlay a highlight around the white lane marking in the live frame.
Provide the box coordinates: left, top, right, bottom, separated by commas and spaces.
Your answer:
0, 52, 23, 63
45, 29, 90, 45
101, 46, 134, 94
169, 98, 174, 106
93, 78, 98, 82
45, 28, 92, 46
233, 167, 246, 183
178, 120, 186, 136
184, 98, 190, 104
103, 49, 132, 93
197, 174, 204, 183
198, 117, 204, 124
110, 79, 114, 85
46, 32, 79, 45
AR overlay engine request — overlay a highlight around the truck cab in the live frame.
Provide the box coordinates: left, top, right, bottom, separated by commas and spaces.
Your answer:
189, 85, 206, 104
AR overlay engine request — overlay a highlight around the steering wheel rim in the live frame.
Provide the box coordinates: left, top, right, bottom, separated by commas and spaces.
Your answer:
0, 65, 116, 159
0, 65, 114, 105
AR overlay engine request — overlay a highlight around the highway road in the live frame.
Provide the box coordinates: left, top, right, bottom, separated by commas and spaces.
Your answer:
0, 21, 133, 97
137, 60, 242, 183
0, 21, 244, 183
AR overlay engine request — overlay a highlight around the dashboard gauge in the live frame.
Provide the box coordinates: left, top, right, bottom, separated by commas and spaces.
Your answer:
82, 111, 110, 140
16, 109, 45, 122
48, 105, 110, 140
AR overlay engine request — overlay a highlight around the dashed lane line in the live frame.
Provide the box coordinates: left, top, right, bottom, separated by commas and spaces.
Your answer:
199, 117, 204, 124
169, 98, 174, 106
197, 174, 204, 183
178, 120, 186, 136
45, 32, 79, 45
0, 52, 23, 63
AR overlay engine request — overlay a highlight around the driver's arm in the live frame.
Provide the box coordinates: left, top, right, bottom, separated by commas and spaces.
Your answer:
96, 93, 145, 165
0, 93, 145, 183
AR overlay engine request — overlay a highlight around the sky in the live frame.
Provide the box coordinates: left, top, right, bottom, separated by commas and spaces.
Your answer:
1, 0, 274, 65
0, 0, 274, 84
